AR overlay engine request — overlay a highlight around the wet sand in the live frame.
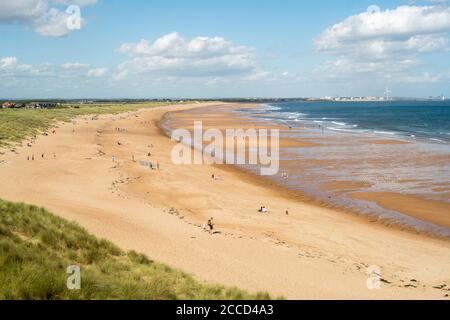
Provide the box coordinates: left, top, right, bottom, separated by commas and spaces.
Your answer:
165, 105, 450, 236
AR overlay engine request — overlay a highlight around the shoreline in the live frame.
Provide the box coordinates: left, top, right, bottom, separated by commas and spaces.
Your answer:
0, 102, 449, 299
162, 104, 450, 238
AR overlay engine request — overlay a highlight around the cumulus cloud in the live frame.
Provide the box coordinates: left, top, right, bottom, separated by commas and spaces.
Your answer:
0, 0, 96, 37
315, 5, 450, 60
114, 32, 257, 79
314, 5, 450, 82
0, 56, 36, 76
0, 56, 93, 79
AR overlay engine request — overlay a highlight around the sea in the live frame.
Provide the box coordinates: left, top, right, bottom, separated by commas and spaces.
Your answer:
235, 100, 450, 236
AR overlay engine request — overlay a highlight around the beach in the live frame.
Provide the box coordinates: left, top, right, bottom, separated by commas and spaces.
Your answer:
0, 102, 449, 299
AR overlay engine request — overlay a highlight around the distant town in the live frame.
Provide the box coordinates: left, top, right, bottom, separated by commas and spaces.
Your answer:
0, 95, 447, 109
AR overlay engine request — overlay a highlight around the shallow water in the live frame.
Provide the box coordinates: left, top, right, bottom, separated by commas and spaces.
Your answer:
235, 102, 450, 237
162, 104, 450, 236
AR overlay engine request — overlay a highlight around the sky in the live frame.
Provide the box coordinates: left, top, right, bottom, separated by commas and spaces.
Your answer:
0, 0, 450, 99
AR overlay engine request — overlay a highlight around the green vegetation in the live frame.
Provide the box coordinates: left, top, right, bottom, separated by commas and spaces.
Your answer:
0, 102, 168, 147
0, 199, 271, 300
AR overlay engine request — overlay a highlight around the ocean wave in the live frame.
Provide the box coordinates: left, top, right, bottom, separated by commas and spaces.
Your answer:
326, 127, 358, 133
263, 104, 282, 111
332, 121, 347, 126
374, 130, 397, 135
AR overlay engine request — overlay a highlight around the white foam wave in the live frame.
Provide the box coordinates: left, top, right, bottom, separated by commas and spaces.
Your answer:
374, 130, 397, 135
263, 104, 282, 111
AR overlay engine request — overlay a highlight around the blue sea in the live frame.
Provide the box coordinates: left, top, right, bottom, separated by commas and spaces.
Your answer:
252, 100, 450, 143
236, 100, 450, 236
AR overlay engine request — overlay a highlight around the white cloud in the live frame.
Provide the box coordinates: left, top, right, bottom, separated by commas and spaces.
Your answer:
87, 67, 108, 78
34, 8, 75, 37
399, 72, 442, 83
315, 5, 450, 60
61, 62, 90, 69
0, 0, 96, 37
1, 57, 19, 69
314, 5, 450, 84
0, 56, 96, 80
114, 32, 257, 79
245, 70, 272, 81
0, 1, 47, 22
316, 6, 450, 54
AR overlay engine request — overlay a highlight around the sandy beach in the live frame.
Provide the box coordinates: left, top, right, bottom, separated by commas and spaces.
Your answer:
0, 102, 449, 299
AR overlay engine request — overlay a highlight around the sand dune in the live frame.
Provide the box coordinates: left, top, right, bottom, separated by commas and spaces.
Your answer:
0, 102, 449, 299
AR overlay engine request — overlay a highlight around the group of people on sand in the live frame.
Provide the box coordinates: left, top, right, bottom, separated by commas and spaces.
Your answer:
27, 153, 56, 161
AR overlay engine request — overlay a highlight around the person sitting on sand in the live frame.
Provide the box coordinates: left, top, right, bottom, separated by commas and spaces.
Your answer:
207, 218, 215, 234
259, 206, 268, 213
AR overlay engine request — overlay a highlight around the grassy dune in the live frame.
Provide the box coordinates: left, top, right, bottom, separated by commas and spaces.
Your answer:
0, 102, 169, 147
0, 199, 270, 300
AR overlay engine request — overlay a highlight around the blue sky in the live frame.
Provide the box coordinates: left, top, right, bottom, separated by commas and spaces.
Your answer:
1, 0, 449, 98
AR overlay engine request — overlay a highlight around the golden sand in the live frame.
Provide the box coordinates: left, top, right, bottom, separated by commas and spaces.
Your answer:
0, 102, 448, 299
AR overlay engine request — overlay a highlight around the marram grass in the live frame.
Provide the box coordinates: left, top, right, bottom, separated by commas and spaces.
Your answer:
0, 102, 168, 147
0, 199, 272, 300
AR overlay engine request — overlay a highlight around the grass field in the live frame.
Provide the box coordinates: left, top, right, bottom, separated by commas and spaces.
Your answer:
0, 199, 271, 300
0, 102, 171, 147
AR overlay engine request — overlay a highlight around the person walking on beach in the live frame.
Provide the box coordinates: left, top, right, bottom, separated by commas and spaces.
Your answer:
112, 155, 116, 163
207, 218, 215, 234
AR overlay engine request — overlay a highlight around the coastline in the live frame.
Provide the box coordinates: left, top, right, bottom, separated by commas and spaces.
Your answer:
161, 103, 450, 237
0, 102, 449, 299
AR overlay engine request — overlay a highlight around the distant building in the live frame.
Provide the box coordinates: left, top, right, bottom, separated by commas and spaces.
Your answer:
25, 102, 57, 109
1, 102, 16, 109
